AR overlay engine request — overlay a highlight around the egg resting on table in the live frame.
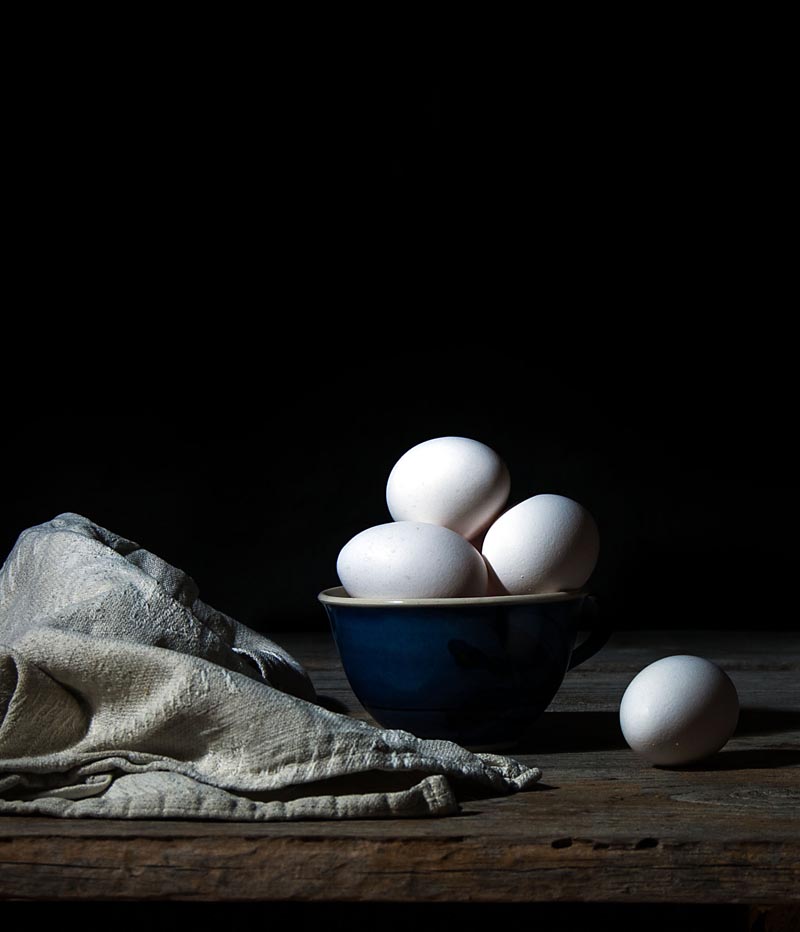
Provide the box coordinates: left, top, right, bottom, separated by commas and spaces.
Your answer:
619, 655, 740, 766
337, 521, 488, 600
481, 493, 599, 595
386, 436, 511, 540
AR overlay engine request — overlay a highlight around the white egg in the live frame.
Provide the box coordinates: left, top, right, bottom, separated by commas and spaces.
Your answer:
337, 521, 488, 599
386, 436, 511, 540
481, 493, 599, 595
619, 655, 740, 766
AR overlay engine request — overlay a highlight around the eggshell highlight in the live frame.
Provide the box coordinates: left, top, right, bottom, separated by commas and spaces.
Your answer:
481, 493, 599, 595
337, 521, 488, 600
386, 436, 511, 540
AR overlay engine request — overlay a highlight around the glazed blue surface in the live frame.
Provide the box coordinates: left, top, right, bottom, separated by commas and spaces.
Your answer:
320, 594, 604, 749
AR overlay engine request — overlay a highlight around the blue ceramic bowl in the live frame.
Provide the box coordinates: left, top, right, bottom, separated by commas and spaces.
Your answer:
318, 586, 610, 750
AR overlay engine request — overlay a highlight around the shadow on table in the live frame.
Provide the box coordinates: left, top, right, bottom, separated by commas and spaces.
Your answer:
306, 702, 800, 769
663, 747, 800, 772
315, 694, 351, 714
735, 706, 800, 736
517, 711, 628, 753
510, 706, 800, 760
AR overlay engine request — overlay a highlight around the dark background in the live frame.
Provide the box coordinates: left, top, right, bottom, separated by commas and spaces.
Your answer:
2, 358, 797, 635
3, 20, 795, 637
2, 20, 795, 932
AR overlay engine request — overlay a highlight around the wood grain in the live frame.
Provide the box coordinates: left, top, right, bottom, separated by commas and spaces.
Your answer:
1, 630, 798, 903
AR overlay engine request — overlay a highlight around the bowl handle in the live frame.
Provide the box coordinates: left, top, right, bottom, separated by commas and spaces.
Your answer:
567, 595, 611, 671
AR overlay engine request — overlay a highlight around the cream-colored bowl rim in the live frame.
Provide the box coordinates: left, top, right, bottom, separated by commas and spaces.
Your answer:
317, 585, 587, 608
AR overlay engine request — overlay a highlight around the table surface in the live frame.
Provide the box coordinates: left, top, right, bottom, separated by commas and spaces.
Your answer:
1, 629, 798, 904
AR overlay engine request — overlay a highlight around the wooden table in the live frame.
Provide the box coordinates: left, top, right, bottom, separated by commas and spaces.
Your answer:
2, 630, 798, 928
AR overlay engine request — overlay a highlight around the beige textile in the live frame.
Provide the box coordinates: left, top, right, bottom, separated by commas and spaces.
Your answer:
0, 514, 540, 820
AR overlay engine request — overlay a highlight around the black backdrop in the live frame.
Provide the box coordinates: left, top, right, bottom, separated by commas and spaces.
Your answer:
4, 24, 794, 932
3, 32, 795, 638
2, 359, 797, 636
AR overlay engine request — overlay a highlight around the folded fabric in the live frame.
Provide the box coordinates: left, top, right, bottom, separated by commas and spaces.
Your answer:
0, 514, 540, 820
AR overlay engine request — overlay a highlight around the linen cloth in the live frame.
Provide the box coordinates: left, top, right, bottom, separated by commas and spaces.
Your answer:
0, 514, 540, 820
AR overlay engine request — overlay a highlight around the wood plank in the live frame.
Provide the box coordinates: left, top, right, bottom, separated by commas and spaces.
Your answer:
1, 831, 798, 903
1, 630, 798, 903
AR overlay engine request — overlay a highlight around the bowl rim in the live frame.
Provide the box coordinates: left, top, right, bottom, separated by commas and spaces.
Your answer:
317, 585, 587, 608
